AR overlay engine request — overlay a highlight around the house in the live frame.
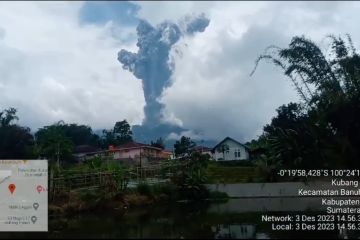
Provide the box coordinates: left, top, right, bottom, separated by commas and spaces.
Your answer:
111, 141, 171, 165
194, 145, 213, 158
72, 145, 104, 163
159, 150, 174, 159
212, 137, 250, 161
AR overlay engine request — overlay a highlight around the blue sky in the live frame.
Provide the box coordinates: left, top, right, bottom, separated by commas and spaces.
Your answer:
79, 1, 140, 26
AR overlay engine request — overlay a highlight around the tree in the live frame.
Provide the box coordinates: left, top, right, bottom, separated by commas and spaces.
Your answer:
0, 108, 35, 159
263, 103, 305, 133
101, 129, 116, 148
101, 120, 133, 148
150, 137, 165, 149
216, 143, 229, 160
0, 107, 18, 127
251, 34, 360, 169
35, 122, 74, 168
61, 123, 100, 147
113, 120, 133, 144
171, 151, 210, 200
174, 136, 196, 157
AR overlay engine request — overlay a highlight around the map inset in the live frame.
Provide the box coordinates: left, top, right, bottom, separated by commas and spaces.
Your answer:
0, 160, 48, 232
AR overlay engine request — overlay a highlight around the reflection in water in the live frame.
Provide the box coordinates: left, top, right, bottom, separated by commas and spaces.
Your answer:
1, 198, 360, 239
212, 224, 258, 239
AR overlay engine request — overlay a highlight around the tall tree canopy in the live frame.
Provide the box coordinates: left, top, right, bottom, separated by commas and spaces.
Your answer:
251, 34, 360, 169
101, 120, 133, 148
150, 137, 165, 149
0, 108, 34, 159
174, 136, 196, 157
35, 122, 74, 166
61, 123, 100, 147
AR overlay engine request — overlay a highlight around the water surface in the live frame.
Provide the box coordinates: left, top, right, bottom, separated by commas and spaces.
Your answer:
2, 198, 359, 239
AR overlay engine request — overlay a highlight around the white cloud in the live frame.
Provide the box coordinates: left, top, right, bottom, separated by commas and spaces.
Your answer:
135, 1, 360, 142
0, 2, 144, 131
3, 1, 360, 143
167, 130, 204, 141
133, 1, 215, 25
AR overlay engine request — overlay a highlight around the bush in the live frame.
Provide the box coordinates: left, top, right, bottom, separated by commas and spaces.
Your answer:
216, 160, 254, 167
136, 182, 153, 196
152, 183, 179, 200
79, 190, 100, 201
179, 184, 210, 200
209, 191, 229, 199
246, 175, 254, 183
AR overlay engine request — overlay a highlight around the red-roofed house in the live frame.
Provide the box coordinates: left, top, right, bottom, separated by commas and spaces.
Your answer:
110, 141, 171, 165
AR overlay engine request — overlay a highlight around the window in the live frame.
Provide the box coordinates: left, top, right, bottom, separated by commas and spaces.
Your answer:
234, 149, 241, 158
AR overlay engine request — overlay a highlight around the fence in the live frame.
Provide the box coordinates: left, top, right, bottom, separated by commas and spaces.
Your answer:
49, 160, 190, 200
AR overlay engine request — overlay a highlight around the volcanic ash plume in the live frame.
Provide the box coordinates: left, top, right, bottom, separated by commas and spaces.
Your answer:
118, 14, 210, 128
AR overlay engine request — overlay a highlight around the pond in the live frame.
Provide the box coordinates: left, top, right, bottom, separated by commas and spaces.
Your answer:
2, 197, 360, 239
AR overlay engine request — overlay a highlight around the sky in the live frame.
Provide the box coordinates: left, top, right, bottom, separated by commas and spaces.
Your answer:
1, 1, 360, 143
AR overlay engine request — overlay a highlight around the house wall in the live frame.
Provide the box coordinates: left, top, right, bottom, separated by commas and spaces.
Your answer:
213, 139, 249, 161
114, 149, 141, 159
113, 147, 163, 165
203, 150, 213, 158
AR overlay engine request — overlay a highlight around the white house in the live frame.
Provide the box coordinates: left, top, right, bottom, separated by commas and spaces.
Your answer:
212, 137, 250, 161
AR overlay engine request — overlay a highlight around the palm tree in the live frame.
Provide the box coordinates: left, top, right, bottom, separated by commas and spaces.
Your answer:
251, 34, 360, 168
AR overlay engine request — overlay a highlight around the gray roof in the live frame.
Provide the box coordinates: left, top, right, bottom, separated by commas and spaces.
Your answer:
212, 137, 250, 152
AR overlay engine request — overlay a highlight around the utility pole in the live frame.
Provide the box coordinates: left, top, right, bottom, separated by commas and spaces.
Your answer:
56, 142, 60, 170
139, 148, 142, 179
201, 139, 204, 154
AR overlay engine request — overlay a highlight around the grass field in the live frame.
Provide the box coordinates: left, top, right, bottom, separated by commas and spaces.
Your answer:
206, 163, 257, 184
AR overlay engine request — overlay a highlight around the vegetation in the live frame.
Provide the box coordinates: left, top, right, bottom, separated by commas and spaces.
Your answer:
3, 33, 360, 187
150, 137, 165, 149
101, 120, 133, 148
249, 34, 360, 179
216, 143, 229, 161
0, 107, 134, 166
208, 191, 229, 200
35, 122, 74, 168
136, 182, 153, 196
206, 162, 256, 184
170, 151, 212, 200
0, 108, 35, 159
173, 136, 196, 157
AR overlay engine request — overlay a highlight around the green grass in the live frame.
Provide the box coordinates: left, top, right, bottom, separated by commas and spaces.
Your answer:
206, 164, 257, 183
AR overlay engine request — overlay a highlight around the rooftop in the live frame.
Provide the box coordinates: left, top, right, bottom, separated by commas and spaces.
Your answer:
115, 141, 163, 151
194, 146, 212, 152
73, 145, 101, 154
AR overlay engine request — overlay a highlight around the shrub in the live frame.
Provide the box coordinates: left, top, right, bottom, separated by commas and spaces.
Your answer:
136, 182, 153, 196
217, 160, 254, 167
209, 191, 229, 199
78, 190, 100, 201
179, 184, 210, 200
152, 183, 179, 200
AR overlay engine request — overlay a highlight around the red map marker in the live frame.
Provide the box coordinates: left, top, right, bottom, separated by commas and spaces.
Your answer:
8, 184, 16, 194
37, 185, 43, 193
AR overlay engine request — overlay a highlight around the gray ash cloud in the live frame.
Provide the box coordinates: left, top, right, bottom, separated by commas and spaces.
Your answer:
118, 14, 209, 128
117, 14, 209, 145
